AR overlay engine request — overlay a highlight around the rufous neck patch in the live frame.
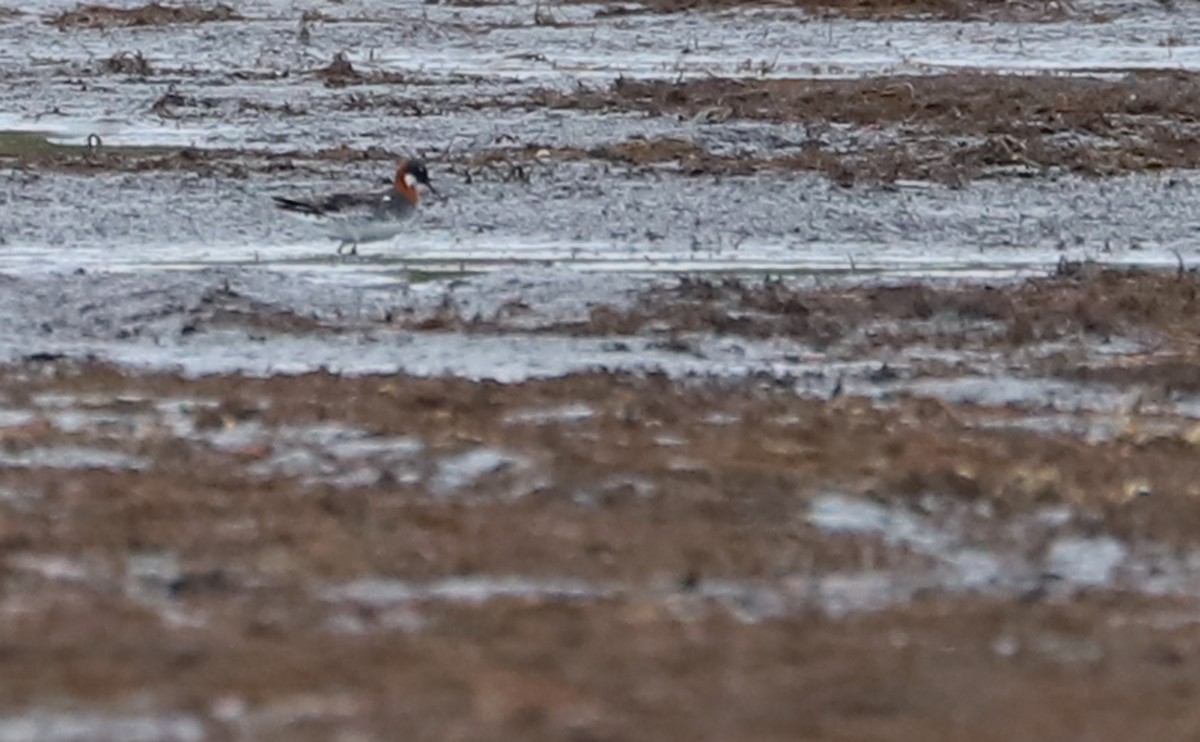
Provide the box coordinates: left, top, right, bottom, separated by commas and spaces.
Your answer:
393, 165, 419, 206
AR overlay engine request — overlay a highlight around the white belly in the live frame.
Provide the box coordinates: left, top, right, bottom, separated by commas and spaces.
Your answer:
325, 217, 411, 244
282, 212, 412, 244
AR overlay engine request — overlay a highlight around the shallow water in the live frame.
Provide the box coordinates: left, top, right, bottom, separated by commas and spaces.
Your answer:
2, 0, 1200, 283
4, 165, 1200, 285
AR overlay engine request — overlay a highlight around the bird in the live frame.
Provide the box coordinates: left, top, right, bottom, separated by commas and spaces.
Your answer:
272, 159, 439, 255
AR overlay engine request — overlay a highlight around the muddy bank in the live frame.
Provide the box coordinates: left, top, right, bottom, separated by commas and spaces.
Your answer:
19, 70, 1200, 183
5, 264, 1200, 404
392, 264, 1200, 349
0, 362, 1194, 523
525, 72, 1200, 181
558, 73, 1200, 130
48, 2, 241, 30
2, 264, 1200, 458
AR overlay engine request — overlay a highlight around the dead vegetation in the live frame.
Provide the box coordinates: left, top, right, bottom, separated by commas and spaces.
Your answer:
315, 51, 362, 85
105, 50, 152, 76
1060, 360, 1200, 395
18, 66, 1200, 184
0, 131, 402, 177
1, 146, 252, 178
13, 70, 1200, 185
0, 360, 1196, 551
528, 71, 1200, 182
653, 266, 1200, 350
465, 138, 735, 174
314, 51, 409, 88
464, 137, 960, 183
389, 266, 1200, 354
575, 72, 1200, 131
50, 2, 241, 29
588, 0, 1076, 20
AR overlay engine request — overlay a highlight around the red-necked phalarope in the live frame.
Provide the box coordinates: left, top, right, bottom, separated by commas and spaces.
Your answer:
273, 159, 438, 255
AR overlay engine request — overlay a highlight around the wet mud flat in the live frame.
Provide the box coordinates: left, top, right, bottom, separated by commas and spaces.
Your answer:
2, 266, 1200, 739
8, 0, 1200, 736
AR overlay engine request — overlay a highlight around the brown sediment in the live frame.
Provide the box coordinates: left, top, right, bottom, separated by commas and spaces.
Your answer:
6, 585, 1200, 739
0, 361, 1196, 557
50, 2, 242, 29
4, 264, 1200, 733
0, 360, 1199, 735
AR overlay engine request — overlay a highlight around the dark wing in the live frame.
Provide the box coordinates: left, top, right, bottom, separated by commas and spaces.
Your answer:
272, 192, 379, 217
272, 196, 323, 216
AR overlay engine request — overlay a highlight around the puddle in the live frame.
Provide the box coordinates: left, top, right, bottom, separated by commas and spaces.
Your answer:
809, 571, 920, 617
0, 409, 36, 428
970, 413, 1200, 444
7, 325, 844, 382
324, 573, 805, 623
0, 446, 148, 471
325, 435, 424, 459
8, 554, 96, 583
503, 403, 597, 426
809, 492, 1018, 591
318, 565, 1068, 624
209, 694, 362, 731
0, 713, 204, 742
46, 409, 154, 435
897, 376, 1138, 415
573, 475, 657, 505
219, 423, 427, 488
804, 492, 1200, 603
808, 492, 952, 551
431, 448, 529, 495
1045, 536, 1128, 587
126, 552, 183, 591
325, 576, 608, 606
806, 491, 1200, 609
0, 118, 239, 153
